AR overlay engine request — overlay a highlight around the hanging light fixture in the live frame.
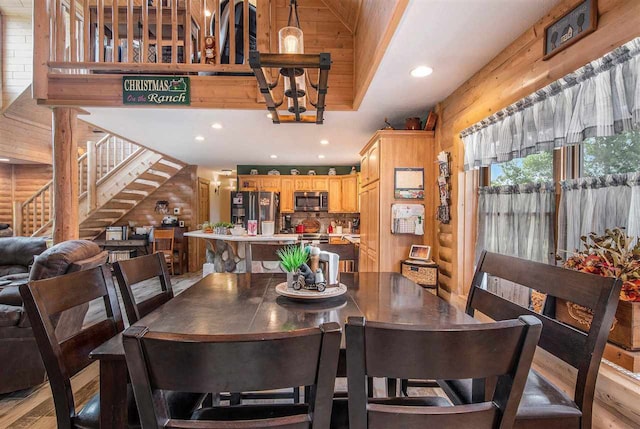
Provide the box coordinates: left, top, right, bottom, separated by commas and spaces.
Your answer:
249, 0, 331, 124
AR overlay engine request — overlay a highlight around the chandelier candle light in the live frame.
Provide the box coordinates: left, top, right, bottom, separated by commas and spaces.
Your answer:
249, 0, 331, 124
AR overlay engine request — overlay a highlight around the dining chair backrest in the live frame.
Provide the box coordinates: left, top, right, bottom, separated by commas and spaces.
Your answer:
346, 315, 542, 429
123, 322, 341, 429
113, 252, 174, 324
19, 265, 124, 429
466, 251, 622, 424
317, 243, 359, 272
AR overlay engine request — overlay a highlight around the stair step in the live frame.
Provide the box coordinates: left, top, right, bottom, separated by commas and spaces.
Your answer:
95, 209, 127, 217
126, 182, 158, 193
137, 172, 169, 183
101, 201, 137, 210
81, 220, 116, 229
151, 161, 182, 175
114, 190, 146, 200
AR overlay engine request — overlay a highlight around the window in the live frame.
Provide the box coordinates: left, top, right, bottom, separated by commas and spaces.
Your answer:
581, 130, 640, 177
490, 151, 554, 186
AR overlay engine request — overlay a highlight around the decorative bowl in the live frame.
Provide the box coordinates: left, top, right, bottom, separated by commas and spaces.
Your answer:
230, 227, 246, 236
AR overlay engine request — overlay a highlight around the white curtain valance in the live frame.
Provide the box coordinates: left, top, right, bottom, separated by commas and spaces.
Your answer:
557, 172, 640, 255
462, 37, 640, 171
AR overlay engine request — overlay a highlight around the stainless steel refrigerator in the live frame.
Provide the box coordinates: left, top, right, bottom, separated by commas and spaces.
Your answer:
230, 191, 280, 234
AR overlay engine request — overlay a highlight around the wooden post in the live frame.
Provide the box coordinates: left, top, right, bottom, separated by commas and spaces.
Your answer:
33, 0, 50, 99
87, 140, 97, 212
52, 108, 79, 243
12, 202, 23, 237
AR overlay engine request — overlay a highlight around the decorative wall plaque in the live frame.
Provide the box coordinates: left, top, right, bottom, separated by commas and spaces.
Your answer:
543, 0, 597, 61
123, 76, 191, 105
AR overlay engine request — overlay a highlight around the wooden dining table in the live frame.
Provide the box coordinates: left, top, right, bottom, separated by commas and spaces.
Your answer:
90, 272, 477, 429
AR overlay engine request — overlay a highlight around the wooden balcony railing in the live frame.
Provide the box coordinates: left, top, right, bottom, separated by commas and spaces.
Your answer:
14, 133, 141, 236
35, 0, 262, 97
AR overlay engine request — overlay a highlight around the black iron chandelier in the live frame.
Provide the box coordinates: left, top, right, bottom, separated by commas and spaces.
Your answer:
249, 0, 331, 124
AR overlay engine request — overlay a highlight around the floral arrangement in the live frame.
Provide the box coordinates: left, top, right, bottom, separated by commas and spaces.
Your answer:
564, 228, 640, 302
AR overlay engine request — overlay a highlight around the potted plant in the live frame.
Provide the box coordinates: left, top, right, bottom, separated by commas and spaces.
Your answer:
559, 228, 640, 350
202, 222, 213, 233
277, 245, 309, 289
213, 222, 234, 235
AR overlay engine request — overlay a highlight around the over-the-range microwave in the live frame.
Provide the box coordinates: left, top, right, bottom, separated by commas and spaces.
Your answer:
294, 191, 329, 212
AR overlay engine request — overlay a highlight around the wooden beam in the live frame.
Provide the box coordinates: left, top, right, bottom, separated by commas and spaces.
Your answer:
52, 107, 79, 243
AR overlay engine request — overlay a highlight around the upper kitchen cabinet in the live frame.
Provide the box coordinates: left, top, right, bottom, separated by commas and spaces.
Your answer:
294, 178, 313, 191
280, 177, 295, 213
328, 178, 342, 213
260, 176, 281, 191
341, 175, 359, 213
312, 177, 329, 191
360, 140, 380, 187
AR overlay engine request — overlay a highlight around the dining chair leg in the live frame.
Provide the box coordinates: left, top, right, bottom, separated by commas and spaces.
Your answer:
230, 392, 242, 405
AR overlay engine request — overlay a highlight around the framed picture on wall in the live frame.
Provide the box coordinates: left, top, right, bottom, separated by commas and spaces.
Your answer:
394, 168, 424, 199
543, 0, 597, 61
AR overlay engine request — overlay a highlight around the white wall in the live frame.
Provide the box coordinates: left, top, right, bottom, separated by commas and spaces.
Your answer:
1, 14, 32, 108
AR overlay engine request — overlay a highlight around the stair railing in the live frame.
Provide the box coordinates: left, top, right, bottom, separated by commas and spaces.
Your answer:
15, 133, 142, 236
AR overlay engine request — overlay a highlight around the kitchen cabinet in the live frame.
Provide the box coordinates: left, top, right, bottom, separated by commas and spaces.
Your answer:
294, 178, 313, 191
312, 177, 329, 191
358, 131, 434, 273
259, 176, 280, 191
280, 177, 294, 213
238, 174, 360, 215
341, 175, 359, 213
360, 140, 379, 187
328, 178, 342, 212
238, 175, 259, 190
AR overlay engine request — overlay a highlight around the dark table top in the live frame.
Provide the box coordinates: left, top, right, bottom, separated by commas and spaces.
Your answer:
91, 272, 476, 360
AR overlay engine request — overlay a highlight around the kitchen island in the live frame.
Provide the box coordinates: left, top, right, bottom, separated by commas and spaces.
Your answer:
184, 231, 298, 273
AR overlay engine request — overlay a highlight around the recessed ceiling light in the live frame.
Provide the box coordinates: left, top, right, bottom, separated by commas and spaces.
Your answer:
211, 123, 223, 129
411, 66, 433, 78
320, 140, 329, 145
267, 113, 273, 119
318, 154, 325, 159
0, 158, 10, 162
195, 135, 205, 141
270, 154, 278, 159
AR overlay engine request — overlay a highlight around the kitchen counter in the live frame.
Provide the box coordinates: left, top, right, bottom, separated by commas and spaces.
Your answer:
184, 231, 298, 242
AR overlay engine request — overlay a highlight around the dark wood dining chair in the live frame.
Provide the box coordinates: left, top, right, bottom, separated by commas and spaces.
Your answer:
113, 252, 174, 324
317, 243, 359, 272
123, 322, 342, 429
152, 228, 175, 274
345, 315, 542, 429
19, 265, 205, 429
440, 251, 623, 429
19, 265, 131, 429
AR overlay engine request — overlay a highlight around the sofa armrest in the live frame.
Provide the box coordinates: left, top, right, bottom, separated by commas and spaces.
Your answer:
0, 304, 23, 327
0, 286, 22, 307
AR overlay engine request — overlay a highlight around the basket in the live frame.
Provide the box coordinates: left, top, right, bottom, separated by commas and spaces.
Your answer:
401, 260, 438, 288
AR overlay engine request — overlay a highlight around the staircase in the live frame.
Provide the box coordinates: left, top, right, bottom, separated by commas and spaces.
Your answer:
16, 134, 185, 240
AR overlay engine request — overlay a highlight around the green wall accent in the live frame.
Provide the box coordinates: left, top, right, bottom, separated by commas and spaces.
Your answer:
237, 165, 359, 175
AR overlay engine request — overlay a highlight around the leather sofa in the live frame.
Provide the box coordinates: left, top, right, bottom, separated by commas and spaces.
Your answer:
0, 239, 108, 394
0, 237, 47, 289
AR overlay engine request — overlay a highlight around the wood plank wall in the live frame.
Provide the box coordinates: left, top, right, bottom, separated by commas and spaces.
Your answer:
434, 0, 640, 298
0, 164, 53, 227
274, 0, 354, 110
113, 165, 198, 271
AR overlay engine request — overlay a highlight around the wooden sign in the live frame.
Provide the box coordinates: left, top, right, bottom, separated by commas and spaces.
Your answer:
543, 0, 597, 61
122, 76, 191, 105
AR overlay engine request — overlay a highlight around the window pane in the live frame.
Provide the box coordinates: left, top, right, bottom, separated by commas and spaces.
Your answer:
490, 151, 553, 186
582, 130, 640, 177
